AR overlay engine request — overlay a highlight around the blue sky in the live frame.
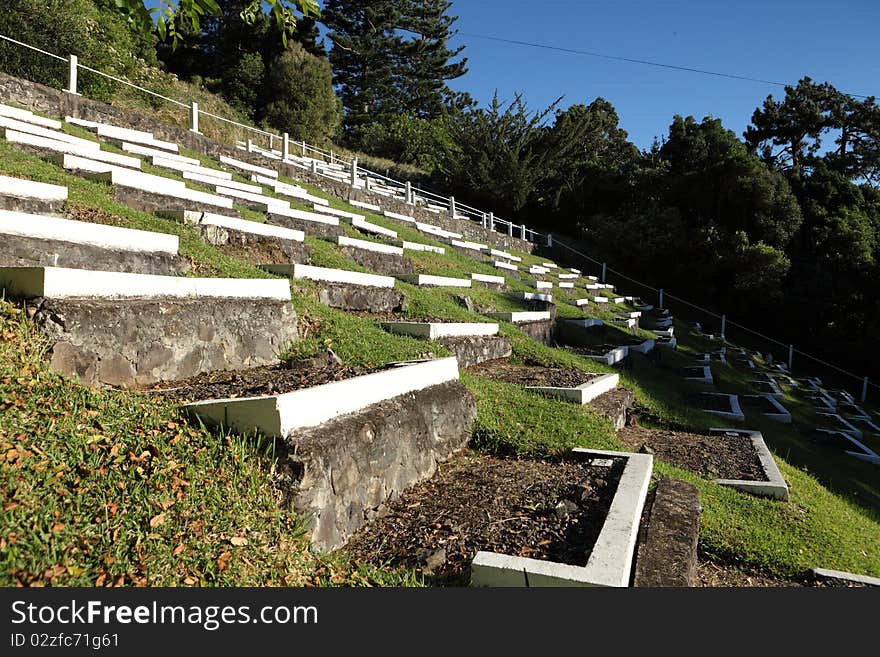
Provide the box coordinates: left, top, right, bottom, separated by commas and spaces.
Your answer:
430, 0, 880, 150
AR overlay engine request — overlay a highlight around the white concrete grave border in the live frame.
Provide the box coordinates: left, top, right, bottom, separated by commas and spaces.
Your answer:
810, 568, 880, 587
471, 273, 505, 285
382, 322, 499, 340
0, 209, 179, 254
0, 104, 62, 130
397, 274, 471, 288
337, 235, 404, 256
748, 394, 792, 423
185, 357, 460, 435
486, 311, 551, 323
263, 263, 395, 288
471, 448, 652, 587
527, 373, 619, 405
5, 131, 141, 170
709, 428, 789, 500
813, 429, 880, 465
700, 394, 744, 422
0, 266, 290, 300
161, 210, 304, 243
583, 346, 629, 366
220, 155, 278, 178
0, 175, 67, 202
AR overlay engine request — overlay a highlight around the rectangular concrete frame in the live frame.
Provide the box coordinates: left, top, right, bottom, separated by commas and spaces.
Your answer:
593, 296, 608, 304
494, 261, 519, 271
817, 413, 863, 439
269, 207, 340, 227
0, 103, 62, 130
163, 211, 304, 243
450, 239, 488, 251
314, 204, 365, 221
515, 292, 553, 302
351, 217, 398, 239
584, 346, 629, 366
186, 357, 460, 435
471, 273, 505, 285
627, 339, 655, 354
220, 155, 277, 178
815, 430, 880, 463
90, 169, 234, 209
702, 394, 744, 422
0, 266, 291, 300
685, 366, 714, 384
709, 428, 789, 500
396, 241, 445, 255
384, 210, 416, 223
382, 321, 500, 340
527, 372, 619, 404
0, 175, 67, 201
1, 115, 100, 150
415, 221, 461, 240
397, 274, 471, 288
349, 199, 381, 212
256, 176, 329, 206
215, 185, 289, 211
542, 262, 558, 269
153, 156, 233, 180
559, 282, 574, 289
471, 448, 653, 587
534, 281, 553, 290
811, 568, 880, 587
6, 131, 141, 170
121, 142, 200, 165
264, 263, 395, 288
338, 235, 403, 256
756, 394, 792, 424
485, 249, 521, 262
558, 273, 579, 280
184, 172, 258, 192
0, 209, 179, 254
486, 311, 552, 323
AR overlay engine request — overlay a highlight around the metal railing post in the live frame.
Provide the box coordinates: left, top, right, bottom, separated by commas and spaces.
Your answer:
862, 377, 869, 403
659, 289, 664, 309
405, 181, 413, 205
246, 139, 254, 153
350, 157, 358, 187
311, 160, 318, 175
547, 233, 553, 247
507, 221, 513, 237
66, 54, 79, 95
302, 141, 307, 157
189, 101, 200, 134
721, 314, 726, 340
521, 224, 526, 240
449, 196, 456, 218
788, 344, 794, 370
282, 133, 289, 161
601, 262, 607, 283
489, 212, 495, 232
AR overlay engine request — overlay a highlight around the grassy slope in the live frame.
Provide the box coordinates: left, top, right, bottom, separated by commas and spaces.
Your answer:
0, 140, 878, 584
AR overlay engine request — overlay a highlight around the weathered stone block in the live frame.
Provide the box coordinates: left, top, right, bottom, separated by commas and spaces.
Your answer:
33, 297, 297, 387
633, 478, 701, 587
113, 187, 239, 217
317, 283, 406, 313
518, 318, 555, 345
281, 380, 477, 551
0, 234, 187, 275
268, 212, 342, 239
437, 335, 512, 369
340, 245, 413, 276
197, 223, 310, 264
0, 195, 64, 216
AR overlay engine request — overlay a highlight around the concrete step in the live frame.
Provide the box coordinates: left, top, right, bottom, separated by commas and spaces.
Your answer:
0, 209, 184, 275
348, 216, 398, 239
0, 103, 62, 130
0, 175, 67, 215
394, 240, 445, 255
220, 155, 277, 179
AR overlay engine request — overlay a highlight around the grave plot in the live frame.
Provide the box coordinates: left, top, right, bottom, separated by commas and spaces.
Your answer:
66, 116, 179, 152
844, 416, 880, 439
184, 357, 475, 549
467, 360, 618, 404
0, 209, 186, 275
381, 320, 511, 369
346, 449, 651, 587
566, 344, 629, 366
734, 357, 757, 369
740, 395, 792, 424
485, 311, 555, 345
0, 266, 296, 387
808, 429, 880, 465
750, 379, 784, 398
655, 336, 677, 349
0, 174, 67, 215
705, 429, 789, 499
0, 103, 62, 129
623, 338, 655, 354
336, 236, 413, 276
682, 366, 714, 385
693, 393, 744, 422
555, 318, 605, 349
262, 263, 404, 313
816, 413, 863, 439
159, 210, 310, 265
87, 168, 237, 214
836, 402, 869, 419
470, 273, 506, 291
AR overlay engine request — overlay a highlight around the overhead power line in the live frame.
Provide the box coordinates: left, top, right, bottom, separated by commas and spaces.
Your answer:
460, 32, 872, 99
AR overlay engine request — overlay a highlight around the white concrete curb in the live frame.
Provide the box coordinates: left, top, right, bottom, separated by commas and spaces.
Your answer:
397, 273, 471, 288
0, 266, 291, 300
185, 357, 460, 435
338, 235, 404, 255
0, 175, 67, 202
220, 155, 278, 178
527, 373, 619, 404
265, 263, 395, 288
471, 448, 653, 587
486, 311, 552, 323
710, 428, 789, 500
382, 321, 499, 339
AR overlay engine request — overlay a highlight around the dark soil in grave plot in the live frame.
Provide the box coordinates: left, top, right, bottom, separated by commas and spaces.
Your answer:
617, 425, 767, 480
741, 395, 782, 414
565, 345, 621, 357
142, 357, 378, 402
697, 559, 872, 587
467, 360, 602, 388
750, 381, 778, 394
682, 367, 710, 378
692, 393, 734, 412
344, 452, 624, 584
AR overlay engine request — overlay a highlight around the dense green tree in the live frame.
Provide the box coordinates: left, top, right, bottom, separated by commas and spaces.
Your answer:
395, 0, 468, 119
263, 42, 341, 144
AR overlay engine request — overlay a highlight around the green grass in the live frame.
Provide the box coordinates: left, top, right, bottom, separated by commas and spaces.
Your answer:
2, 133, 879, 583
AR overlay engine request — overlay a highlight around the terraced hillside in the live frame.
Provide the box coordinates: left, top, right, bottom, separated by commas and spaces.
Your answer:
1, 91, 878, 588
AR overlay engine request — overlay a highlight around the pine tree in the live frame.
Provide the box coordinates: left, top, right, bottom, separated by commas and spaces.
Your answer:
322, 0, 404, 143
396, 0, 468, 119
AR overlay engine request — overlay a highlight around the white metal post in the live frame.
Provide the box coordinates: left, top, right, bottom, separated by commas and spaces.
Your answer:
659, 289, 664, 309
481, 213, 487, 229
302, 141, 307, 157
788, 344, 794, 370
282, 133, 289, 161
489, 212, 495, 232
521, 224, 526, 240
189, 101, 200, 134
601, 262, 607, 282
350, 157, 358, 187
405, 181, 413, 205
67, 54, 79, 95
721, 314, 726, 339
547, 233, 553, 247
449, 196, 456, 218
507, 221, 513, 237
246, 139, 254, 153
862, 377, 869, 403
311, 160, 318, 175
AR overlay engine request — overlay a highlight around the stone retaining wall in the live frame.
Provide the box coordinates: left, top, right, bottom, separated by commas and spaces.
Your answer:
280, 380, 477, 551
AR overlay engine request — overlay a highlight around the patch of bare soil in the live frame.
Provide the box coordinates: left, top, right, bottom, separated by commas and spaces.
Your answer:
467, 360, 601, 388
617, 425, 766, 481
345, 452, 624, 585
143, 356, 376, 401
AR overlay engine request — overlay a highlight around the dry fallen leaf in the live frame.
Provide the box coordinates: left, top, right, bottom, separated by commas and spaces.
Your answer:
149, 513, 166, 528
229, 536, 248, 547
